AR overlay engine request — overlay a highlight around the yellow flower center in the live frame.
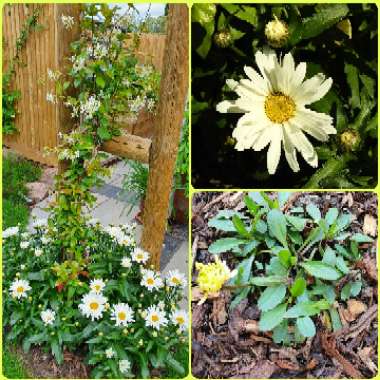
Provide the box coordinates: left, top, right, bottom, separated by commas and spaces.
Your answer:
118, 312, 126, 321
151, 314, 159, 322
137, 254, 143, 261
172, 277, 180, 284
90, 302, 99, 310
147, 278, 154, 285
94, 285, 101, 291
176, 316, 185, 325
16, 286, 24, 293
264, 93, 296, 124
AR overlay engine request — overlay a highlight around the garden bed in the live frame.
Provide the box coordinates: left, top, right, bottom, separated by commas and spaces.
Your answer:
191, 192, 377, 378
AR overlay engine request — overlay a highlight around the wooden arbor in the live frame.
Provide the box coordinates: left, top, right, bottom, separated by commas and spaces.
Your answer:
57, 4, 189, 269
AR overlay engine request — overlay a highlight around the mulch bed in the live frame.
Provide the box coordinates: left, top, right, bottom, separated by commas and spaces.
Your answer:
191, 192, 378, 379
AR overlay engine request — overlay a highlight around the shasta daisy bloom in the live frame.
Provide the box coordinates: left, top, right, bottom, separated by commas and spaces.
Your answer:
20, 241, 30, 249
166, 269, 186, 288
141, 270, 163, 291
110, 303, 135, 327
105, 347, 115, 359
41, 309, 56, 326
131, 247, 150, 264
217, 51, 336, 174
10, 279, 31, 299
121, 256, 132, 269
79, 293, 107, 321
89, 279, 106, 294
171, 309, 188, 332
119, 359, 131, 374
144, 305, 168, 330
3, 226, 19, 239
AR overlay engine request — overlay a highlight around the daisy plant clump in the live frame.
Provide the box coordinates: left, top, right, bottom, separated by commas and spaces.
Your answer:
197, 192, 375, 343
192, 4, 377, 188
3, 221, 189, 378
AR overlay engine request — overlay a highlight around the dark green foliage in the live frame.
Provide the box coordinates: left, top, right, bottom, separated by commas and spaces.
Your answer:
2, 345, 30, 378
2, 153, 41, 229
191, 4, 377, 189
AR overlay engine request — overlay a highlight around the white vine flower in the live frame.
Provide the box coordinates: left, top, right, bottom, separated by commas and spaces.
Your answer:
119, 359, 131, 374
41, 309, 56, 326
20, 241, 30, 249
10, 279, 31, 299
34, 248, 43, 257
110, 303, 135, 327
80, 95, 100, 120
61, 14, 75, 30
217, 51, 336, 174
46, 92, 57, 104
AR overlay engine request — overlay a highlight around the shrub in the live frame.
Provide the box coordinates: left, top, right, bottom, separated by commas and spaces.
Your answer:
3, 221, 188, 378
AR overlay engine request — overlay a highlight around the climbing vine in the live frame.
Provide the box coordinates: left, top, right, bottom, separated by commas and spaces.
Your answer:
3, 5, 43, 135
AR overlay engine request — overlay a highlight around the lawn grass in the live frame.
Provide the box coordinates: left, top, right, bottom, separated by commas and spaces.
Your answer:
2, 152, 41, 378
2, 152, 41, 229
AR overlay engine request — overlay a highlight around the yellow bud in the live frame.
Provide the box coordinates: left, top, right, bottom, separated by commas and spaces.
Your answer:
340, 130, 360, 151
50, 332, 55, 336
122, 273, 127, 277
28, 296, 33, 301
130, 328, 135, 333
62, 317, 66, 321
213, 30, 233, 48
265, 17, 289, 48
123, 328, 128, 335
16, 272, 20, 277
152, 331, 158, 338
75, 322, 80, 327
38, 304, 43, 308
98, 332, 103, 337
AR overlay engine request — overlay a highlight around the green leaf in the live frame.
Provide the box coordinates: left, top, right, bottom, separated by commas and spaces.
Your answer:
285, 300, 330, 318
230, 286, 250, 311
166, 355, 185, 376
344, 63, 360, 109
278, 249, 291, 268
267, 209, 287, 247
95, 75, 106, 88
286, 215, 307, 231
258, 284, 287, 312
322, 246, 336, 266
230, 255, 254, 286
350, 281, 362, 297
221, 4, 258, 26
302, 261, 342, 281
27, 271, 44, 281
232, 215, 251, 238
290, 278, 306, 297
192, 4, 216, 58
296, 316, 316, 338
341, 283, 352, 301
336, 256, 349, 274
51, 340, 63, 364
306, 204, 321, 222
351, 233, 373, 243
251, 275, 287, 287
325, 208, 339, 226
259, 303, 287, 331
97, 125, 111, 140
208, 237, 247, 254
329, 307, 343, 331
273, 320, 291, 344
208, 216, 235, 232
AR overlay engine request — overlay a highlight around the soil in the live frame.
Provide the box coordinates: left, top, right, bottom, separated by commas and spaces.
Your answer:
191, 192, 378, 379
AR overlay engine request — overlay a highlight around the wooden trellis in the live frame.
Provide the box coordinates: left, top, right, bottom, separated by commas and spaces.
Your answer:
55, 4, 189, 269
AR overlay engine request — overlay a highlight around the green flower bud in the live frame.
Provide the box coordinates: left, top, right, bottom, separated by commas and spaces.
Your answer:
340, 130, 360, 151
213, 30, 233, 48
265, 17, 289, 48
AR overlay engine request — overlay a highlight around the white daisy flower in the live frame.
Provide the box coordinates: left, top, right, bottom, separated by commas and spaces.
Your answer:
121, 257, 132, 269
41, 309, 56, 326
144, 305, 168, 330
119, 359, 131, 374
105, 347, 115, 359
89, 279, 106, 294
2, 226, 19, 239
20, 241, 30, 249
110, 303, 135, 327
33, 219, 48, 228
171, 309, 188, 332
141, 270, 163, 292
78, 293, 107, 321
166, 270, 186, 288
10, 279, 31, 299
131, 247, 150, 264
20, 265, 26, 270
217, 50, 336, 174
41, 236, 50, 245
34, 248, 43, 257
157, 301, 165, 310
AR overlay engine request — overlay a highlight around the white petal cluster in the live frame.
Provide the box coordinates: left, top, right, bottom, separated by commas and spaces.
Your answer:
119, 359, 131, 374
144, 305, 168, 330
80, 95, 100, 120
41, 309, 56, 326
171, 309, 188, 332
217, 51, 336, 174
121, 257, 132, 269
105, 347, 115, 358
34, 248, 43, 257
10, 279, 31, 299
104, 225, 135, 246
3, 226, 19, 239
166, 270, 186, 288
89, 279, 106, 294
20, 241, 30, 249
79, 293, 107, 321
141, 269, 163, 292
61, 14, 75, 30
131, 247, 150, 264
110, 303, 135, 327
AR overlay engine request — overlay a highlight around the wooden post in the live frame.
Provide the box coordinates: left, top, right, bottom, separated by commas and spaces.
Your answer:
140, 4, 189, 269
55, 4, 81, 174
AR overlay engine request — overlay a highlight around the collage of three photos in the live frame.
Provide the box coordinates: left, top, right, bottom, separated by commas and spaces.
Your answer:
1, 2, 378, 380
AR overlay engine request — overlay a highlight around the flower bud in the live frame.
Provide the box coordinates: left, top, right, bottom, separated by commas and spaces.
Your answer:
340, 130, 360, 151
265, 17, 289, 48
214, 30, 233, 48
98, 332, 103, 337
123, 328, 128, 335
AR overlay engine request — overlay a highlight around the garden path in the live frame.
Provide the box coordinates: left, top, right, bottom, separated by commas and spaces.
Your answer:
29, 160, 188, 308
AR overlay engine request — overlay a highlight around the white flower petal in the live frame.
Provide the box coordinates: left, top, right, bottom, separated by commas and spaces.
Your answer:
251, 125, 276, 151
267, 128, 283, 175
243, 66, 269, 95
216, 100, 248, 113
282, 125, 300, 172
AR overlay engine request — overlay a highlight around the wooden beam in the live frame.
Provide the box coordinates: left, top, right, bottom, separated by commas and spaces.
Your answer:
140, 4, 189, 269
102, 133, 151, 163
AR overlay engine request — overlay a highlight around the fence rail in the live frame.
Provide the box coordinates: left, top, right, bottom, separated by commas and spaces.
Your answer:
2, 4, 166, 165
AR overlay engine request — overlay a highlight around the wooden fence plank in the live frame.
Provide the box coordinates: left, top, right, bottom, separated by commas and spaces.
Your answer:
140, 4, 189, 269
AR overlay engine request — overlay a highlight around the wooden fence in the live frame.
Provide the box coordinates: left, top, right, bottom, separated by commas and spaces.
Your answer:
2, 4, 166, 165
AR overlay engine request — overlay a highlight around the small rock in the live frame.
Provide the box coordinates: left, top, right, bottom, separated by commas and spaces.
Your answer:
363, 214, 377, 237
40, 167, 57, 186
345, 299, 367, 321
26, 182, 49, 204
